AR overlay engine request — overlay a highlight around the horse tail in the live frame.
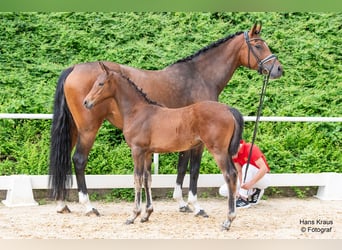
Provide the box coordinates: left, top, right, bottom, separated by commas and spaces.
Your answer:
48, 66, 75, 200
228, 106, 244, 156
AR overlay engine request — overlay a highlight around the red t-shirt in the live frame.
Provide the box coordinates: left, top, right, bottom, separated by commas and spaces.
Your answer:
233, 141, 270, 172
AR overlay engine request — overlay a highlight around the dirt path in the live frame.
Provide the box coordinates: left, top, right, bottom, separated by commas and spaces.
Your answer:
0, 197, 341, 239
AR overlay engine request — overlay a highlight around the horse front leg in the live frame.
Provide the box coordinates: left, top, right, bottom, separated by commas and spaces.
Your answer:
141, 154, 153, 223
73, 133, 100, 216
222, 156, 238, 230
188, 144, 208, 217
173, 150, 192, 212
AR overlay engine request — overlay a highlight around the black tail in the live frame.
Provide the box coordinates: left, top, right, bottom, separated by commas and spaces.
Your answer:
228, 107, 244, 156
48, 66, 75, 200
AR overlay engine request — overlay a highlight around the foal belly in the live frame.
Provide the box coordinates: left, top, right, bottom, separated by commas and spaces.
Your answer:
149, 120, 200, 153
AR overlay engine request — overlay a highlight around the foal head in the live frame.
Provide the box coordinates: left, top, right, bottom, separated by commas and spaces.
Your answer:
83, 62, 116, 109
240, 23, 283, 79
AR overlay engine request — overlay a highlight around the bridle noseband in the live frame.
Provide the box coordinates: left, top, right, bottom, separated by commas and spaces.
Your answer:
244, 31, 277, 75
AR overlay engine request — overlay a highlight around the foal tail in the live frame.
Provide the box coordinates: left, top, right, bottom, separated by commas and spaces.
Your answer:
228, 107, 244, 156
48, 66, 75, 200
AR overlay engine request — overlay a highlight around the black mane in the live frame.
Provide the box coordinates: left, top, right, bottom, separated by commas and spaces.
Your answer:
172, 31, 243, 65
119, 73, 163, 107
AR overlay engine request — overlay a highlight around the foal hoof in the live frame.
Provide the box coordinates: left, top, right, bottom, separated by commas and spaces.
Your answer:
195, 209, 209, 218
140, 217, 149, 223
57, 205, 71, 214
221, 220, 232, 231
179, 205, 193, 213
86, 208, 100, 217
125, 219, 134, 225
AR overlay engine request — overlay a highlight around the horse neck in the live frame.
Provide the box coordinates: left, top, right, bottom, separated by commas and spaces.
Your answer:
169, 33, 244, 96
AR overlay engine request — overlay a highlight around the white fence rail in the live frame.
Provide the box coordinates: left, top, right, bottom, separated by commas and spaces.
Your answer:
1, 173, 342, 207
1, 114, 342, 206
1, 113, 342, 122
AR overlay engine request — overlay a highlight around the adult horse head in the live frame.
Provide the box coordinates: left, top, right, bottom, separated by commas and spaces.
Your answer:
240, 23, 283, 78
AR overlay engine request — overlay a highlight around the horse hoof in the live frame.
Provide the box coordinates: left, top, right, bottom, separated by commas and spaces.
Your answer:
179, 205, 193, 213
195, 209, 209, 218
57, 205, 71, 214
86, 208, 100, 217
221, 220, 231, 231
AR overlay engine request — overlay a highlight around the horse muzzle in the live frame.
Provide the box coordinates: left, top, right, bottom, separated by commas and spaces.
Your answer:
259, 54, 284, 79
83, 99, 94, 109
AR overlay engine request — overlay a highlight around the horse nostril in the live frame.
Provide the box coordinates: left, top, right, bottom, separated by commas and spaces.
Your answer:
84, 100, 88, 106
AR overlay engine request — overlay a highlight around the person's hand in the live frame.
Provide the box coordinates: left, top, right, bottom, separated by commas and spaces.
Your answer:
241, 181, 253, 190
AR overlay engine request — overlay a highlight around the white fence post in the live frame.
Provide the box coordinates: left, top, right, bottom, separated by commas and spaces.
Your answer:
2, 175, 38, 207
315, 173, 342, 200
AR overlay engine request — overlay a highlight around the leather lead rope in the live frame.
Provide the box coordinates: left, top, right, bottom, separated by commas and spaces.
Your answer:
243, 60, 275, 184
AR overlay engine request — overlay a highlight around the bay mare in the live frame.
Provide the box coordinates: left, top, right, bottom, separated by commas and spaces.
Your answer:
49, 23, 283, 216
83, 62, 244, 230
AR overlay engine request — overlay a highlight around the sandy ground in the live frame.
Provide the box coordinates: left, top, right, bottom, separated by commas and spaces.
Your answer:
0, 197, 341, 239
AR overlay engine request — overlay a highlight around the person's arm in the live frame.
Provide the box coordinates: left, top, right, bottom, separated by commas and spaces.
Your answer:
241, 157, 268, 189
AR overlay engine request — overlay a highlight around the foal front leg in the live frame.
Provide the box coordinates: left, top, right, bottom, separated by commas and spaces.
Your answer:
126, 151, 144, 224
126, 172, 143, 224
141, 155, 153, 222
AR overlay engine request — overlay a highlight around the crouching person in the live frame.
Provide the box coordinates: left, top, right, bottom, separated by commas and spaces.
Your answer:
219, 140, 270, 208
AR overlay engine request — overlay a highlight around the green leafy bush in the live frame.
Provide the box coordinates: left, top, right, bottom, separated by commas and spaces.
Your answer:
0, 12, 341, 176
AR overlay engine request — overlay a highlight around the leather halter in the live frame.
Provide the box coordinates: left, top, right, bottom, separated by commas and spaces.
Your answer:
244, 31, 277, 74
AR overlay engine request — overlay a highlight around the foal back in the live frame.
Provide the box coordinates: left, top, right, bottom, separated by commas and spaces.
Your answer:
123, 101, 237, 155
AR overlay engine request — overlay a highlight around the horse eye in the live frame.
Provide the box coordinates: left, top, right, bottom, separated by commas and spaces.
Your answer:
98, 82, 104, 86
254, 44, 262, 49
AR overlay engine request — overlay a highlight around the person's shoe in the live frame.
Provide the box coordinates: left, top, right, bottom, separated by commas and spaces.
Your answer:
249, 188, 264, 205
236, 197, 250, 209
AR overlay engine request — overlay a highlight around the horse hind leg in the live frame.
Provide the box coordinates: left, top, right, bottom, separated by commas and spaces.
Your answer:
73, 132, 100, 216
188, 145, 208, 218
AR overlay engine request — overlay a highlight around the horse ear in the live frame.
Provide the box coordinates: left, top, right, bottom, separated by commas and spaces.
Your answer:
99, 61, 110, 75
250, 22, 262, 36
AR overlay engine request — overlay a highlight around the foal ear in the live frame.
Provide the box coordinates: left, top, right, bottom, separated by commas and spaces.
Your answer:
98, 61, 110, 75
250, 22, 262, 36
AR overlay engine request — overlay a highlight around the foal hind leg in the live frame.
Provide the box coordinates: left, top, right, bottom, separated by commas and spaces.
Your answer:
221, 156, 238, 230
188, 145, 208, 217
210, 151, 237, 230
73, 131, 100, 216
173, 150, 192, 212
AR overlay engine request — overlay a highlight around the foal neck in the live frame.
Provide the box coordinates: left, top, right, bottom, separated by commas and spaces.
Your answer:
112, 73, 160, 114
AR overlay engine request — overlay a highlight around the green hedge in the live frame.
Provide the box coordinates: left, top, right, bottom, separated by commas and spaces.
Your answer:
0, 12, 341, 176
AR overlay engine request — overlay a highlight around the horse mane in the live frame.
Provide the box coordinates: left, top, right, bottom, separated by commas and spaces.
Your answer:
172, 31, 244, 65
119, 73, 163, 107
